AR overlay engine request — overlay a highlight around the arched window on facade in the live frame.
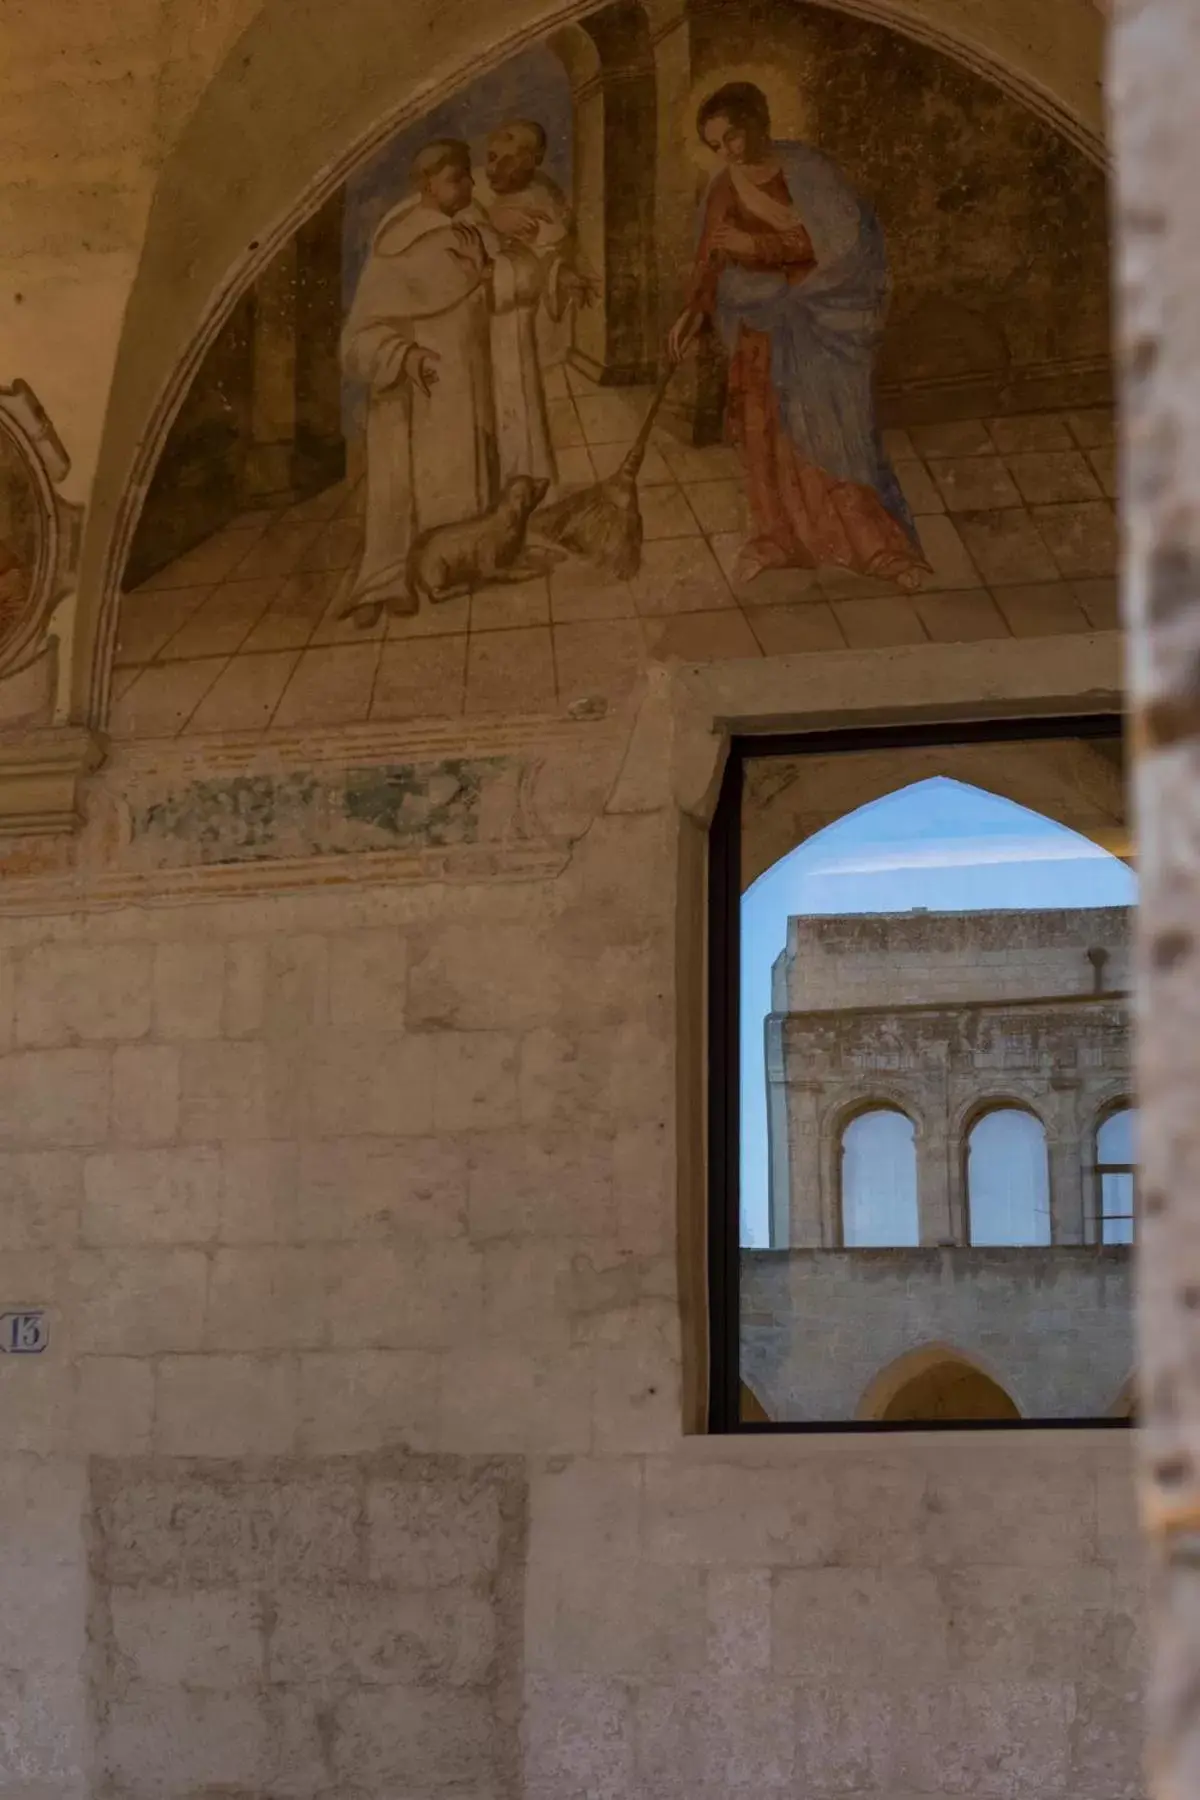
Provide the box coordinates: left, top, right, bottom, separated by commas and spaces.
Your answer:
840, 1107, 919, 1247
967, 1107, 1051, 1246
1096, 1106, 1137, 1244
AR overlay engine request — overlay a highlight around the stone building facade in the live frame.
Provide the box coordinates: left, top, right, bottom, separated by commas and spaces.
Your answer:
768, 905, 1133, 1247
742, 1245, 1133, 1421
753, 906, 1134, 1419
0, 0, 1154, 1795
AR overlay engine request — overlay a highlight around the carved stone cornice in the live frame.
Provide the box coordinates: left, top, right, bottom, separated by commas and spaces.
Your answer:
0, 725, 106, 837
0, 838, 572, 919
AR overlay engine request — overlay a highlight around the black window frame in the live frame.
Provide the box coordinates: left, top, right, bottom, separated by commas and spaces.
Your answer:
706, 710, 1133, 1434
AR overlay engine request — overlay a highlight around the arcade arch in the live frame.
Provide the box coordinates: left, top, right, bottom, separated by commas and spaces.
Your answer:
857, 1343, 1022, 1422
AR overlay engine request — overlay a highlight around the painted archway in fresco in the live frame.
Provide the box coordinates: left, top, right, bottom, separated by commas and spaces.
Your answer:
99, 0, 1116, 741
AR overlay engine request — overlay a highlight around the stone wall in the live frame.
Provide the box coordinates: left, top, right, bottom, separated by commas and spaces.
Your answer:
0, 651, 1145, 1798
3, 1434, 1145, 1800
773, 993, 1131, 1246
88, 1453, 525, 1799
770, 909, 1132, 1253
777, 906, 1132, 1012
524, 1434, 1142, 1800
0, 0, 1148, 1786
742, 1247, 1133, 1420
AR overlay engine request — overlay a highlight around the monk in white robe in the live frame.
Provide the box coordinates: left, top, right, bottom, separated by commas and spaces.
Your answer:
475, 120, 595, 489
342, 139, 537, 621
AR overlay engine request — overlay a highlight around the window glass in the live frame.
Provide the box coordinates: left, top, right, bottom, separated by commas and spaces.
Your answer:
967, 1109, 1051, 1246
1097, 1107, 1136, 1245
724, 725, 1137, 1428
841, 1109, 919, 1247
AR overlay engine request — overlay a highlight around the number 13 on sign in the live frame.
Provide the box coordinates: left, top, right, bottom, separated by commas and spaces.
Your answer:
0, 1312, 47, 1354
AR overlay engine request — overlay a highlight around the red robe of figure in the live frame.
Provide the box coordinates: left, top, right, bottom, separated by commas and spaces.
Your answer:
670, 98, 928, 592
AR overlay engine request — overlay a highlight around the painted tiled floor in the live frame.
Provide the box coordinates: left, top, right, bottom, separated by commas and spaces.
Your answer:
111, 365, 1119, 740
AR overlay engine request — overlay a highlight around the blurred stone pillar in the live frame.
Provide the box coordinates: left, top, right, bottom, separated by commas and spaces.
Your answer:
1111, 2, 1200, 1794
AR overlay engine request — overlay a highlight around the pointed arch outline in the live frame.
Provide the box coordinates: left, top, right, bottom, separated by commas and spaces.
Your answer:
856, 1340, 1023, 1422
743, 761, 1131, 897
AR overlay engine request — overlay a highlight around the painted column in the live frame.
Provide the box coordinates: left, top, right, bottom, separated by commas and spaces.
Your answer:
552, 5, 658, 386
244, 238, 299, 501
644, 0, 699, 358
642, 0, 729, 442
246, 189, 346, 503
293, 190, 347, 494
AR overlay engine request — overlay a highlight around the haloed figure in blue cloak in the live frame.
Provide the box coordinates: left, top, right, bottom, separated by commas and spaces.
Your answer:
667, 81, 928, 591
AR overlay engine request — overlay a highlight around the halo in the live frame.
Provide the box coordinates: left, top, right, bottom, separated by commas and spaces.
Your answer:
684, 64, 812, 171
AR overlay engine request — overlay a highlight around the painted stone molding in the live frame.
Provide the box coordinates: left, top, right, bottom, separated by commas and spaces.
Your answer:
0, 726, 105, 837
0, 380, 81, 683
128, 756, 503, 868
0, 707, 625, 901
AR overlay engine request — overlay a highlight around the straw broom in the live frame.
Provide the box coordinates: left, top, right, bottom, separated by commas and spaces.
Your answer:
534, 366, 677, 579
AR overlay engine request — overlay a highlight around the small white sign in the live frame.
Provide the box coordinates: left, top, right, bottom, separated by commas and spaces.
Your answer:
0, 1311, 47, 1354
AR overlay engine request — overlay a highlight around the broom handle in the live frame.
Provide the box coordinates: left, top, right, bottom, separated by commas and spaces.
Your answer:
618, 366, 677, 481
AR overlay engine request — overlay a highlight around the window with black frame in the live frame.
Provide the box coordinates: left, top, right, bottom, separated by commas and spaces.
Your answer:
708, 716, 1137, 1431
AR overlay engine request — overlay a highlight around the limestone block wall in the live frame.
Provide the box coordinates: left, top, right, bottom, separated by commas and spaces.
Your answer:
1, 1439, 1143, 1800
524, 1436, 1143, 1800
88, 1453, 525, 1799
742, 1247, 1133, 1421
0, 725, 1145, 1799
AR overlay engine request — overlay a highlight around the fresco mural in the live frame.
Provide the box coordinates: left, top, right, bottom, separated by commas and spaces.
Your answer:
113, 1, 1116, 741
667, 79, 926, 591
0, 379, 79, 706
344, 131, 593, 626
0, 426, 39, 648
